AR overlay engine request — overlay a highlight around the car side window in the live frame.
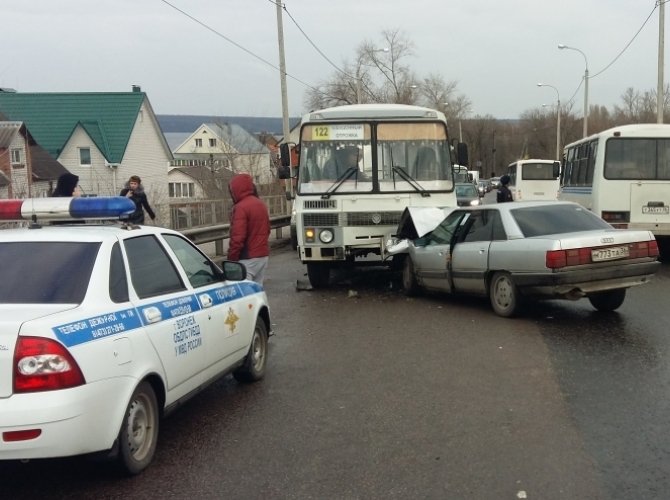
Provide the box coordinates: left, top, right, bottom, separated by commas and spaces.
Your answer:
460, 210, 494, 243
163, 234, 219, 288
124, 235, 185, 299
428, 211, 465, 245
109, 242, 129, 303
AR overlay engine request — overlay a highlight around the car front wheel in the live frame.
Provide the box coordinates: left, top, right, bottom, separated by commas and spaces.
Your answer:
588, 288, 626, 311
118, 381, 159, 475
489, 272, 520, 317
401, 256, 421, 296
233, 318, 268, 383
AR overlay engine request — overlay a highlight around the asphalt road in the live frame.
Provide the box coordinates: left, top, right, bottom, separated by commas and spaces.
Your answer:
3, 236, 670, 499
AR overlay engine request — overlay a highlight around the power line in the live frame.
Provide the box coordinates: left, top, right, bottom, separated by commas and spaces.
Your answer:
590, 2, 658, 79
158, 0, 321, 94
563, 2, 660, 109
276, 2, 354, 80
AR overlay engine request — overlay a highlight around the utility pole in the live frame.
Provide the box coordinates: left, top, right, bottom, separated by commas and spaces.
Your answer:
275, 1, 292, 198
275, 1, 290, 144
658, 0, 665, 123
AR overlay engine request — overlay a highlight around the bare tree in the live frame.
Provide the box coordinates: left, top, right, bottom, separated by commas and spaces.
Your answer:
304, 29, 469, 111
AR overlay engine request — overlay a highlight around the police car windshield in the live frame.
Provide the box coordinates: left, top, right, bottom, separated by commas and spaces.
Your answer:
0, 242, 99, 304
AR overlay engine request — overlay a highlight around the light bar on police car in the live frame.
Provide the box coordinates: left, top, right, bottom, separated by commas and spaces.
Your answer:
0, 197, 136, 221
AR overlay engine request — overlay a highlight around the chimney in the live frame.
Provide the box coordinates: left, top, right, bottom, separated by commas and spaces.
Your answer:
132, 85, 142, 93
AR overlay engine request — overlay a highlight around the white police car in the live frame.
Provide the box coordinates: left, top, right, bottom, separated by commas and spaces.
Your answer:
0, 197, 272, 474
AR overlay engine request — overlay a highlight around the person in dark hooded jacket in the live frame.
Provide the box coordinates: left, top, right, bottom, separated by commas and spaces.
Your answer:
496, 175, 514, 203
227, 173, 271, 285
120, 175, 155, 224
52, 173, 80, 197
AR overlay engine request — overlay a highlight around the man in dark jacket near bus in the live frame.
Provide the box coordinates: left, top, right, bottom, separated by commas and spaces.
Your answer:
496, 175, 514, 203
227, 173, 271, 285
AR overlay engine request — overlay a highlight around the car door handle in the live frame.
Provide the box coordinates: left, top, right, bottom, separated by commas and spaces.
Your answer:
142, 306, 162, 324
199, 293, 213, 308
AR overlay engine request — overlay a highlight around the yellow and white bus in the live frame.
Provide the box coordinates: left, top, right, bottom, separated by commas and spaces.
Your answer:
506, 159, 560, 201
559, 123, 670, 237
280, 104, 465, 288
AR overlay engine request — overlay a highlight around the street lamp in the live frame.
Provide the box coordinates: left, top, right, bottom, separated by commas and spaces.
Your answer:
537, 83, 561, 159
558, 43, 589, 137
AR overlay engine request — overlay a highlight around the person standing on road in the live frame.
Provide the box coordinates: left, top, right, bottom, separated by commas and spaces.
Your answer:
496, 174, 514, 203
120, 175, 156, 225
227, 173, 271, 285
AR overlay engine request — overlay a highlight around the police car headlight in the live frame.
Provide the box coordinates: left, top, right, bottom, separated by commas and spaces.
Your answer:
319, 229, 334, 244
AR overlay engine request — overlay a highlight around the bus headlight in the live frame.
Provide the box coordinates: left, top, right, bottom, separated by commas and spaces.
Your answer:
319, 229, 334, 243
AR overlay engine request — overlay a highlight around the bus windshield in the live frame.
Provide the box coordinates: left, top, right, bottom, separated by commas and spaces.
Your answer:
298, 122, 454, 195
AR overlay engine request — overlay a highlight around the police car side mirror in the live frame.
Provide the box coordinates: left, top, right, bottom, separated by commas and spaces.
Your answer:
222, 261, 247, 281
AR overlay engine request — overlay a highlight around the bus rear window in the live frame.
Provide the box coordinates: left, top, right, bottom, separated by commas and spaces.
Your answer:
521, 162, 558, 180
0, 242, 100, 304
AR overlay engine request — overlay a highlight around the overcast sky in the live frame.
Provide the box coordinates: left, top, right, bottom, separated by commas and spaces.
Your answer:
1, 1, 665, 120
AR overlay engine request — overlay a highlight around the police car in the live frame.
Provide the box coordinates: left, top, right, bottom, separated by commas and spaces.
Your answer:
0, 197, 272, 474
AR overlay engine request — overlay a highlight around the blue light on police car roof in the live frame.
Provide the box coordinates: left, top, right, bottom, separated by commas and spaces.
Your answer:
69, 197, 136, 219
0, 197, 136, 221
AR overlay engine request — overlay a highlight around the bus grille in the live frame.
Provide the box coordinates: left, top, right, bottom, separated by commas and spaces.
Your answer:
346, 211, 402, 226
303, 211, 402, 227
304, 200, 337, 209
303, 213, 340, 226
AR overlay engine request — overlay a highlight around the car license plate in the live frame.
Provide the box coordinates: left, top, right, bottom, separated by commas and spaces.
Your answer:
591, 245, 630, 262
642, 206, 669, 214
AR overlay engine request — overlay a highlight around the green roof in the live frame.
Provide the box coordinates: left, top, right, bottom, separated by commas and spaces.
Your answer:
0, 92, 145, 163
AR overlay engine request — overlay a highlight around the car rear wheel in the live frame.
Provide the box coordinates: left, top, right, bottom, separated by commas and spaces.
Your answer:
588, 288, 626, 311
307, 263, 331, 288
233, 318, 268, 383
401, 256, 421, 296
118, 381, 159, 475
489, 272, 520, 317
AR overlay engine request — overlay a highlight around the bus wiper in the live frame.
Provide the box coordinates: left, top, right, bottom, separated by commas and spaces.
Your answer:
392, 166, 431, 197
321, 167, 358, 199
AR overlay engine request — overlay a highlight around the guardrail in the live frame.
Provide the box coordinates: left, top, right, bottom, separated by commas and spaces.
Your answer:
181, 215, 291, 256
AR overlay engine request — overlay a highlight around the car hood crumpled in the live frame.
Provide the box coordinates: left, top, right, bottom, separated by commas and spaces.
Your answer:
395, 206, 454, 239
385, 206, 454, 257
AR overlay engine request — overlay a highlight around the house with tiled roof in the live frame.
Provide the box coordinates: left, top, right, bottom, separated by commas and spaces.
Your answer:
0, 87, 172, 210
170, 122, 273, 187
0, 121, 69, 199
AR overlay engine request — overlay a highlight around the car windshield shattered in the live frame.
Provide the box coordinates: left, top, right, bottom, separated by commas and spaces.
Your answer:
0, 242, 99, 303
511, 204, 612, 237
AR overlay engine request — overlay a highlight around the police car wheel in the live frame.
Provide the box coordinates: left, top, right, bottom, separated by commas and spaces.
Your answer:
118, 381, 159, 475
233, 318, 268, 383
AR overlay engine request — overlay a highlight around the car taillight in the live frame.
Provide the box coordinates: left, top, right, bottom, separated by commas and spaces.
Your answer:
629, 240, 660, 258
13, 337, 85, 393
546, 248, 591, 269
546, 240, 659, 269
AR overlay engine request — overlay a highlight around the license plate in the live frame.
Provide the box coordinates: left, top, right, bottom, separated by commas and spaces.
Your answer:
642, 206, 669, 214
591, 245, 630, 262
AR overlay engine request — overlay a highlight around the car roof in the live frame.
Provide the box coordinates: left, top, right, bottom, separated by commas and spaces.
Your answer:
0, 223, 180, 243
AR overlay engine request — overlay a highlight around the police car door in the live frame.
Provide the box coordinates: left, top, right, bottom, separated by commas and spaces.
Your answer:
161, 235, 253, 377
123, 235, 207, 399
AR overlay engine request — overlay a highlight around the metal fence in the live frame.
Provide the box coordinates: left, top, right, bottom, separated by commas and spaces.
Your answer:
164, 183, 291, 231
